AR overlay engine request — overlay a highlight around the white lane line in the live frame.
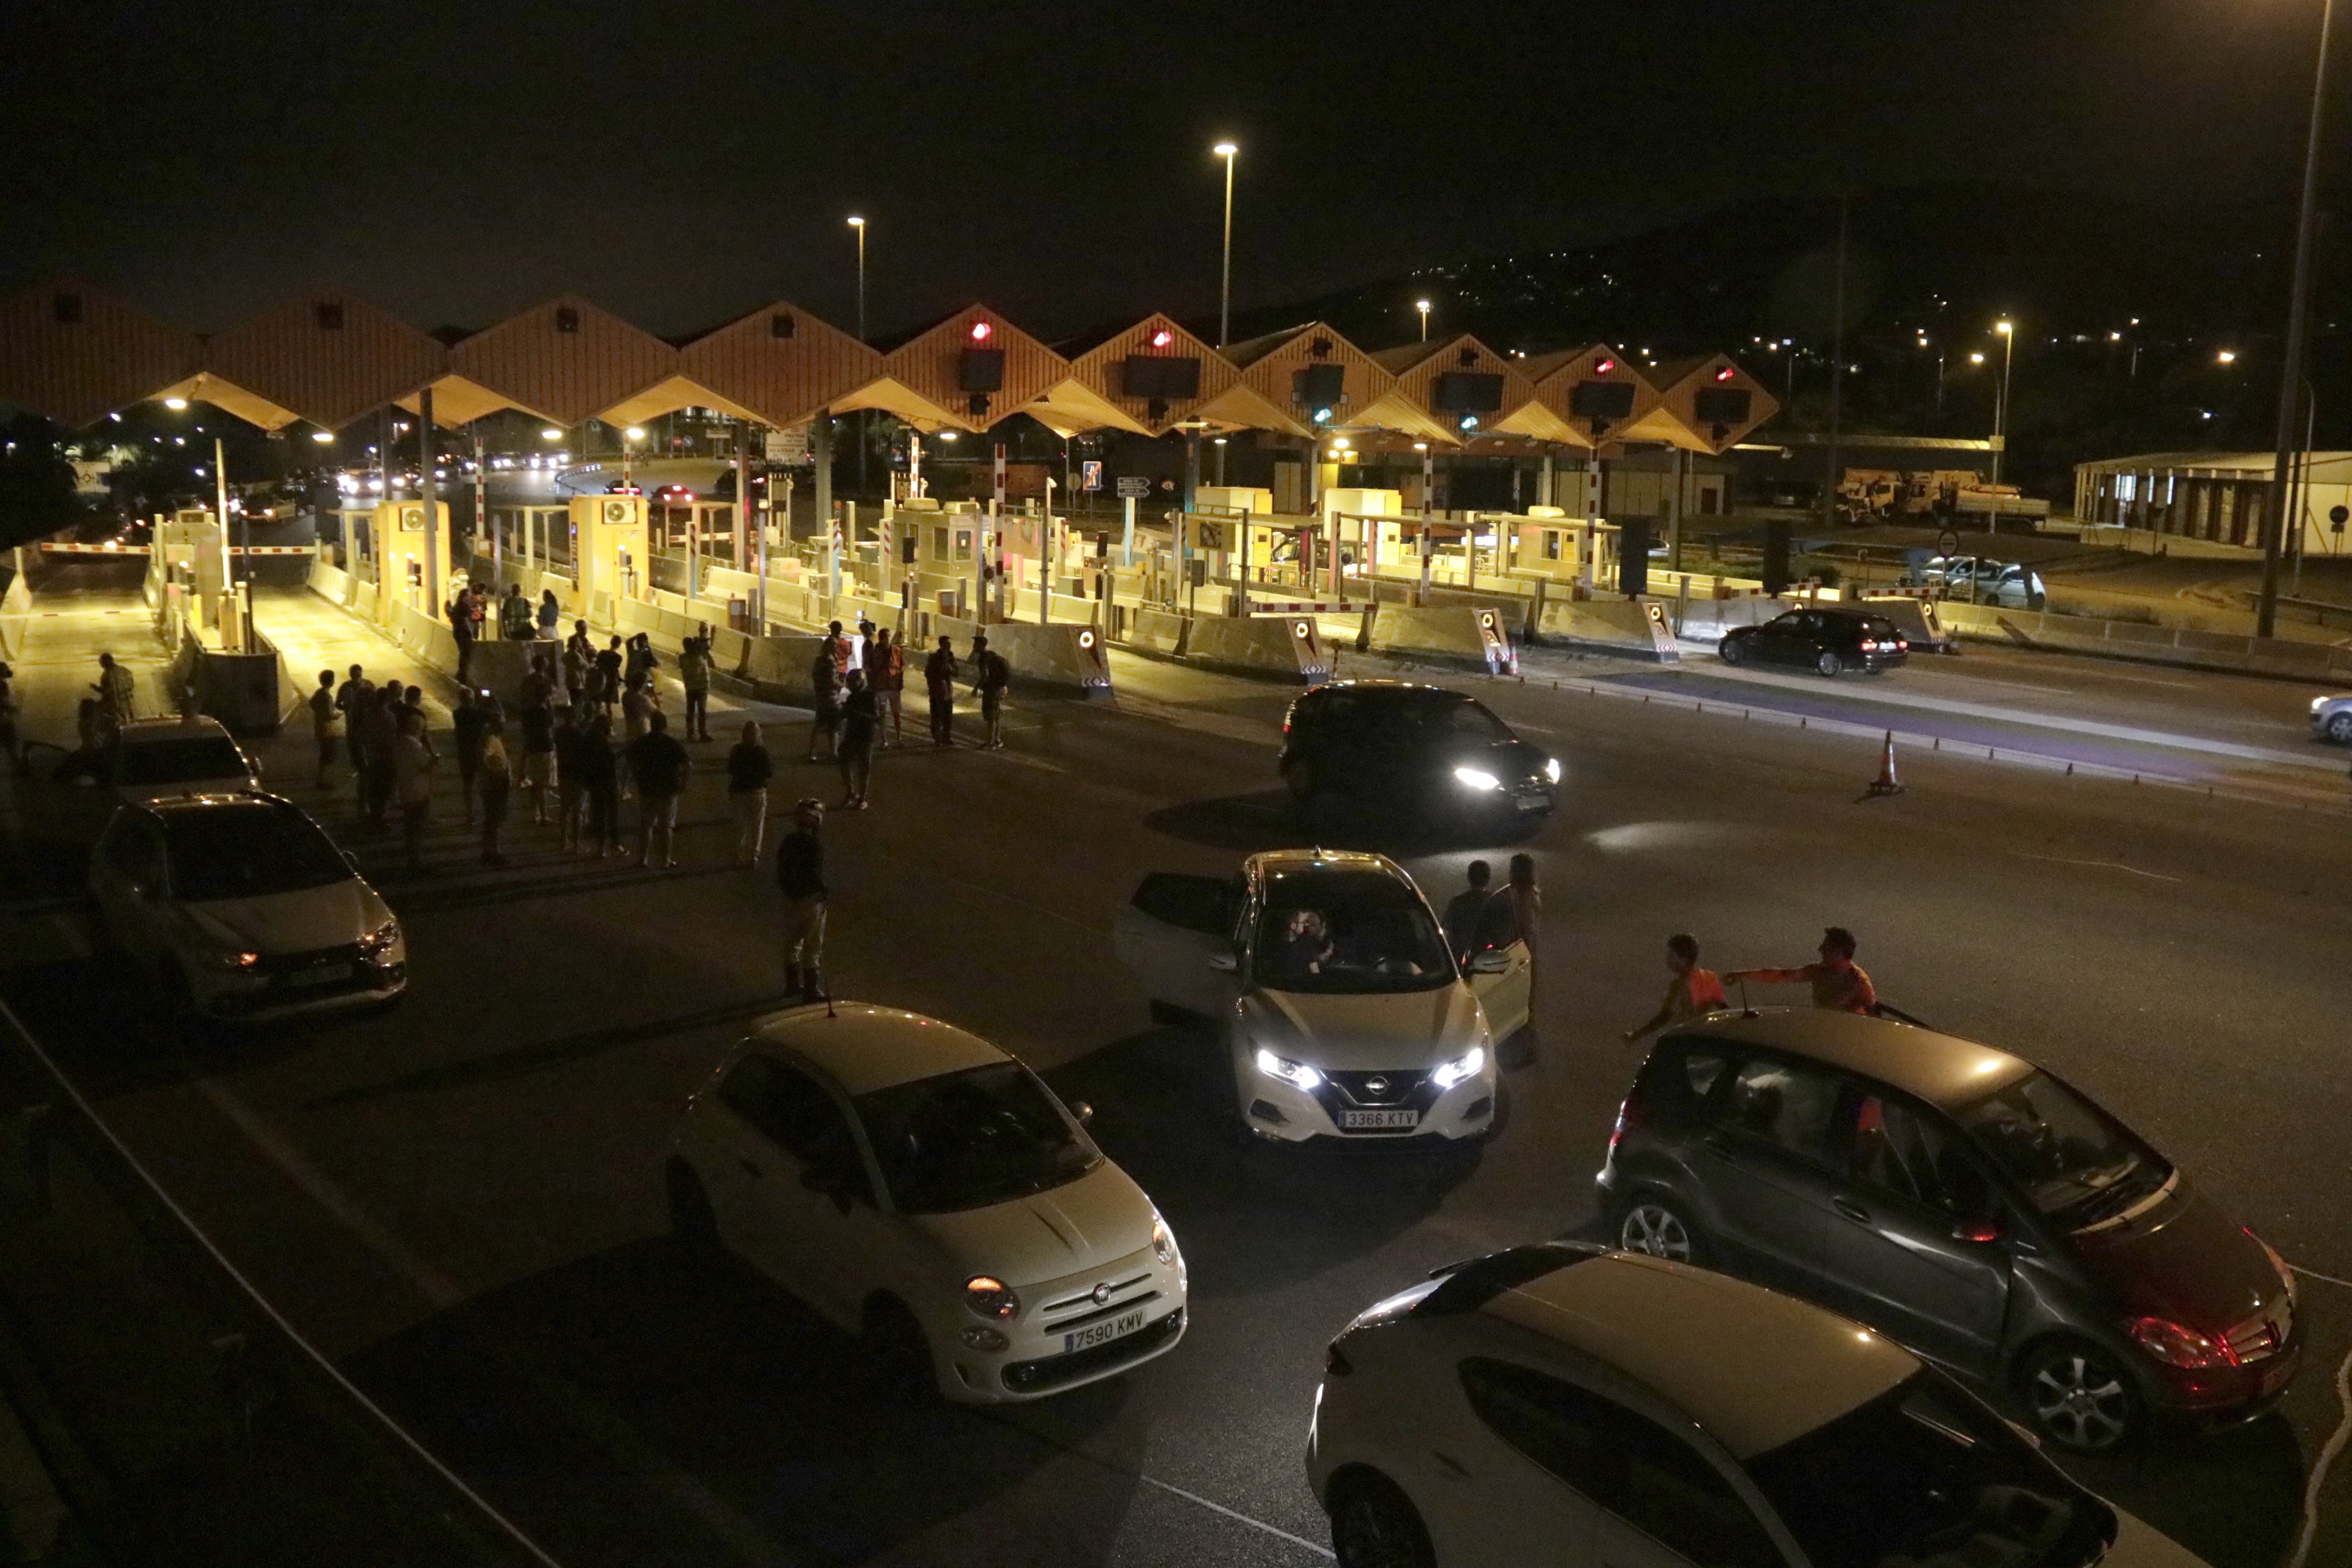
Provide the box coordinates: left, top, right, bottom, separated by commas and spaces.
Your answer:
2288, 1342, 2352, 1568
2294, 1264, 2352, 1291
1137, 1474, 1336, 1560
2015, 853, 2182, 883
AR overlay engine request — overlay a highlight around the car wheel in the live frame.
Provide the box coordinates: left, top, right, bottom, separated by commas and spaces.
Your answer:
2327, 712, 2352, 744
861, 1295, 939, 1404
1327, 1472, 1435, 1568
665, 1158, 715, 1242
2017, 1338, 2141, 1452
1618, 1192, 1707, 1266
1815, 650, 1844, 678
1718, 637, 1746, 666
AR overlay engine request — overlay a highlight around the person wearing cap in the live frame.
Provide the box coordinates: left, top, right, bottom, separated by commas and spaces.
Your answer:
776, 798, 828, 1003
1727, 927, 1879, 1015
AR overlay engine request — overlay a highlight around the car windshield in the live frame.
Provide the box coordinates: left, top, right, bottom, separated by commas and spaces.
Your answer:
1371, 692, 1515, 749
1253, 869, 1455, 994
117, 736, 250, 785
855, 1062, 1099, 1215
161, 807, 352, 902
1747, 1372, 2114, 1568
1954, 1070, 2170, 1228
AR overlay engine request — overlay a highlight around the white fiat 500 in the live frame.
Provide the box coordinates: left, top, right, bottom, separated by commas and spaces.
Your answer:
1115, 850, 1521, 1144
667, 1004, 1187, 1403
1308, 1243, 2213, 1568
88, 792, 407, 1023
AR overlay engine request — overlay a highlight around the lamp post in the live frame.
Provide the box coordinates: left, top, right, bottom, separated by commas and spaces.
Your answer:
622, 426, 644, 492
849, 215, 869, 496
1417, 299, 1432, 341
2262, 0, 2337, 638
1990, 320, 2015, 487
1213, 143, 1237, 348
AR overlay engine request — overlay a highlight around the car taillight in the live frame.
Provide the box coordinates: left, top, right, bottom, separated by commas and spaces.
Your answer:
1896, 638, 1909, 650
1861, 639, 1879, 651
2127, 1315, 2237, 1369
1608, 1092, 1645, 1157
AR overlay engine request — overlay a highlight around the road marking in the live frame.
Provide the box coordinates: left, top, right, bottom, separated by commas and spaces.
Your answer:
1139, 1474, 1335, 1560
2288, 1341, 2352, 1568
2294, 1264, 2352, 1292
2014, 853, 2182, 883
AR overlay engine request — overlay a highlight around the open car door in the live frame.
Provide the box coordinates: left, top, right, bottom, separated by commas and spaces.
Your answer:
1114, 872, 1243, 1022
1464, 939, 1533, 1041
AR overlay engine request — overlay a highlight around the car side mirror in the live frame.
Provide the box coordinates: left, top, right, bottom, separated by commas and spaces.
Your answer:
1207, 952, 1239, 973
1068, 1100, 1095, 1128
1469, 949, 1511, 975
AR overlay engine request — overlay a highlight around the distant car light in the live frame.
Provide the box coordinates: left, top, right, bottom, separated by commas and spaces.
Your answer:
1453, 766, 1500, 792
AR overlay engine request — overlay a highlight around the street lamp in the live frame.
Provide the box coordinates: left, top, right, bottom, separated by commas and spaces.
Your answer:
163, 396, 189, 411
311, 429, 335, 444
846, 216, 867, 342
2262, 0, 2338, 636
1212, 143, 1238, 348
2218, 349, 2239, 365
1417, 299, 1432, 340
1990, 320, 2016, 486
622, 425, 645, 491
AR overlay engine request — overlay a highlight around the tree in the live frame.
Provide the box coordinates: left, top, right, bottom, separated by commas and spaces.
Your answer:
0, 414, 86, 549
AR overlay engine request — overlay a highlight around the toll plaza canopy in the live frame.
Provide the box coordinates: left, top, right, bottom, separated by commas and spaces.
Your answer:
0, 275, 1777, 457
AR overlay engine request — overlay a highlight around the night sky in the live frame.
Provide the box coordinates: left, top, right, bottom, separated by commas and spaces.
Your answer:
0, 1, 2338, 341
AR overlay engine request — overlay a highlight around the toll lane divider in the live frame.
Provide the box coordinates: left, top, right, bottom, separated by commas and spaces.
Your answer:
1505, 671, 2352, 817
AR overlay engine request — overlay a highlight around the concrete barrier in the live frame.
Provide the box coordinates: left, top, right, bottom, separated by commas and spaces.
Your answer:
1857, 595, 1957, 654
1367, 604, 1517, 671
0, 562, 30, 660
173, 615, 284, 737
1121, 607, 1189, 657
1183, 614, 1333, 682
1935, 600, 2352, 682
1533, 596, 1679, 661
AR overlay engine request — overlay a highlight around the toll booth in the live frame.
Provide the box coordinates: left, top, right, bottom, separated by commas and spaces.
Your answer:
371, 500, 451, 624
571, 494, 649, 619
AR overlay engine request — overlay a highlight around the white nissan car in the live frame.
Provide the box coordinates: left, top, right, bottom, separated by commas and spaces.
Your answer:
667, 1004, 1187, 1403
88, 792, 407, 1023
1308, 1242, 2212, 1568
1115, 850, 1521, 1145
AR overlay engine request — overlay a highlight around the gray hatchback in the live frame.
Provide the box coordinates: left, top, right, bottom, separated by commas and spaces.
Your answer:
1595, 1010, 2299, 1452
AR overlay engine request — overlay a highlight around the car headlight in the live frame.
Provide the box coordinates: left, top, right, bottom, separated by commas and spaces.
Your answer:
1255, 1047, 1323, 1090
1152, 1216, 1178, 1265
2317, 697, 2334, 714
204, 949, 262, 973
357, 918, 400, 958
1431, 1046, 1487, 1090
1544, 758, 1562, 785
963, 1275, 1020, 1320
1452, 766, 1500, 792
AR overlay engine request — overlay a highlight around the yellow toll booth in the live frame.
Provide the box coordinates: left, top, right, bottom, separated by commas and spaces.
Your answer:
571, 494, 649, 618
372, 500, 451, 624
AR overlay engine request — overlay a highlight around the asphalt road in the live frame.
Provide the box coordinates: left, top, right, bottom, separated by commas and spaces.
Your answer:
3, 562, 2350, 1567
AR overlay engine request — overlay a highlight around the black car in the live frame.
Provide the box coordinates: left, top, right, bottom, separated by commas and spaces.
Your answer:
1277, 681, 1557, 826
1596, 1010, 2300, 1451
1719, 607, 1908, 676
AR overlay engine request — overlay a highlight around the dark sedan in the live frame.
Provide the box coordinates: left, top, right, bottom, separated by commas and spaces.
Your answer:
1721, 607, 1909, 676
1596, 1009, 2299, 1452
1277, 681, 1558, 829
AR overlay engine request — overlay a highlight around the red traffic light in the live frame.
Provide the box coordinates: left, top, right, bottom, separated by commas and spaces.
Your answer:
1593, 357, 1616, 375
1713, 364, 1737, 383
970, 319, 994, 342
1150, 328, 1174, 349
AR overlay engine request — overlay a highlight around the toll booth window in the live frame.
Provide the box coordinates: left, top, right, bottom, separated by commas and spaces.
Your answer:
954, 530, 972, 564
930, 526, 948, 564
1543, 530, 1561, 562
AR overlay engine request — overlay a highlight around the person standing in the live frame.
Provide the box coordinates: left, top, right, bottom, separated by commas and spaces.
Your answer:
1623, 934, 1729, 1043
449, 587, 476, 682
499, 584, 533, 642
806, 645, 842, 761
537, 589, 563, 642
578, 712, 622, 857
394, 710, 435, 873
452, 688, 489, 826
477, 725, 513, 865
837, 669, 878, 809
593, 637, 624, 716
619, 674, 654, 801
627, 711, 690, 868
335, 665, 375, 798
1726, 927, 1879, 1015
364, 688, 401, 826
92, 652, 135, 733
520, 652, 556, 714
1441, 861, 1496, 963
307, 669, 339, 788
924, 635, 959, 747
872, 627, 903, 748
1500, 854, 1542, 1003
977, 642, 1010, 750
624, 631, 658, 689
520, 683, 556, 825
775, 798, 827, 1003
678, 634, 714, 743
560, 636, 590, 709
726, 720, 772, 866
553, 706, 588, 851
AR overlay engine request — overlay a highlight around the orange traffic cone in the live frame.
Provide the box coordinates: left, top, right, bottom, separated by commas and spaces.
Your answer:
1868, 731, 1904, 796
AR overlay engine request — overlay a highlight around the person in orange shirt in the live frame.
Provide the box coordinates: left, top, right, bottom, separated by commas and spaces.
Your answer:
1725, 926, 1878, 1015
1624, 934, 1729, 1043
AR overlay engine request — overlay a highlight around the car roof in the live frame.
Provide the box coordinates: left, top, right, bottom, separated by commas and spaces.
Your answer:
1483, 1250, 1918, 1459
115, 716, 237, 745
1303, 680, 1466, 703
133, 789, 293, 820
744, 1003, 1012, 1097
1242, 847, 1411, 883
1664, 1007, 2034, 1108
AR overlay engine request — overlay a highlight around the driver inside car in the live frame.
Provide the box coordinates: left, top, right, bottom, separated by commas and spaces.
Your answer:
1265, 908, 1335, 984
